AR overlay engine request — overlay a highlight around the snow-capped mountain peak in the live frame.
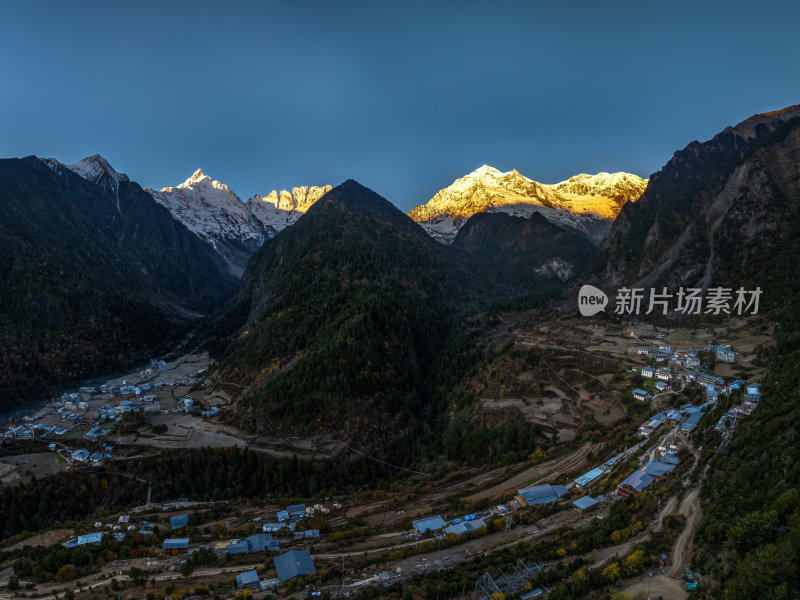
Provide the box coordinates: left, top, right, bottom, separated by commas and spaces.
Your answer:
167, 168, 238, 197
67, 154, 126, 185
49, 154, 130, 213
188, 168, 206, 182
147, 169, 256, 252
408, 165, 647, 244
147, 172, 332, 277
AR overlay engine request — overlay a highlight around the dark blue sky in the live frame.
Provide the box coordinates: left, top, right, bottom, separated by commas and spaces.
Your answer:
2, 1, 799, 211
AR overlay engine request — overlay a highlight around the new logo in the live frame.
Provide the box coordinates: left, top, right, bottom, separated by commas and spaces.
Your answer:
578, 284, 608, 316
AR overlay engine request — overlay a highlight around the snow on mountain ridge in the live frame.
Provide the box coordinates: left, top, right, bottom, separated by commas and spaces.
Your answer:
45, 154, 130, 214
147, 169, 262, 250
407, 165, 648, 244
68, 154, 127, 186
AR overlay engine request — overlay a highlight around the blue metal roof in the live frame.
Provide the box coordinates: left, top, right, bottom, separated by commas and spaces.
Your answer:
235, 570, 259, 588
77, 532, 103, 545
645, 461, 677, 477
620, 468, 654, 492
444, 519, 486, 537
572, 496, 599, 510
633, 388, 650, 395
286, 504, 306, 515
170, 513, 189, 529
246, 533, 273, 553
604, 452, 626, 467
518, 484, 568, 506
162, 538, 190, 549
574, 467, 604, 487
227, 540, 248, 554
412, 515, 446, 533
682, 411, 704, 431
274, 549, 316, 582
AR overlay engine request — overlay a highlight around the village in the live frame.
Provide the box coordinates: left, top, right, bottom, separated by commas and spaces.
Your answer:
0, 353, 233, 481
0, 319, 768, 599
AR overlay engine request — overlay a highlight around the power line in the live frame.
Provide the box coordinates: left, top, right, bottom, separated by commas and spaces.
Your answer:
337, 442, 429, 476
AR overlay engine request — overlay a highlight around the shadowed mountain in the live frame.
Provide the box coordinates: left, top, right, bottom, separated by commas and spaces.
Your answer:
213, 180, 575, 461
452, 211, 598, 284
596, 105, 800, 307
590, 106, 800, 599
0, 156, 237, 411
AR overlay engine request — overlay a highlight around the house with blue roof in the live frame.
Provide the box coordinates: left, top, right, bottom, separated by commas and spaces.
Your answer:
412, 515, 447, 534
286, 504, 306, 518
745, 383, 761, 402
633, 388, 652, 401
245, 533, 273, 553
274, 549, 316, 582
603, 452, 626, 469
293, 529, 321, 540
681, 411, 704, 433
444, 518, 486, 537
645, 460, 678, 477
235, 570, 260, 589
572, 496, 600, 512
162, 538, 190, 551
573, 467, 604, 489
77, 532, 103, 545
170, 513, 189, 529
227, 540, 249, 554
617, 468, 654, 497
638, 419, 663, 437
518, 484, 568, 506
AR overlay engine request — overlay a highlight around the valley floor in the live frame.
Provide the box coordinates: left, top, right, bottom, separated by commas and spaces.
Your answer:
0, 314, 767, 598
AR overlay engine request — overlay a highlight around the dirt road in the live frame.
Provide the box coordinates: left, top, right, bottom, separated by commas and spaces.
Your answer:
623, 574, 688, 600
668, 488, 700, 577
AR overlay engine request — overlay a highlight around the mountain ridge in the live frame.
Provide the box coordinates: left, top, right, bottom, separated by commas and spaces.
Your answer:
596, 105, 800, 301
1, 155, 238, 411
147, 168, 331, 276
407, 165, 648, 244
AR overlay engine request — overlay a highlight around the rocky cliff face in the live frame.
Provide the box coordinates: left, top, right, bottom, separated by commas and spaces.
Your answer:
598, 105, 800, 297
408, 165, 647, 244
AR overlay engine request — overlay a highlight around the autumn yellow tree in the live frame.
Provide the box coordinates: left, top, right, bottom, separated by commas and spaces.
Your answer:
602, 561, 621, 582
623, 549, 646, 576
571, 567, 589, 593
56, 564, 77, 582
